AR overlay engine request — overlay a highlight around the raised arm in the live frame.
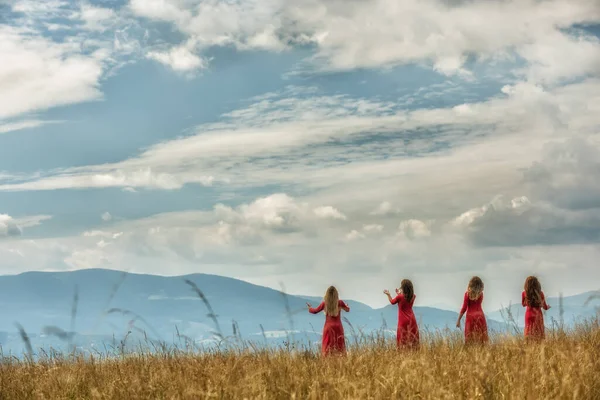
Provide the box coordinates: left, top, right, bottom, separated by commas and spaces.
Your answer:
541, 292, 550, 310
339, 300, 350, 312
383, 289, 398, 304
308, 301, 325, 314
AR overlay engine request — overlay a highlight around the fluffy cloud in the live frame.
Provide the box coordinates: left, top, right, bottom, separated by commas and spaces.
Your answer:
0, 213, 51, 237
146, 43, 207, 72
0, 26, 104, 120
129, 0, 600, 80
453, 196, 600, 247
313, 206, 347, 220
399, 219, 431, 240
78, 3, 117, 32
0, 215, 22, 237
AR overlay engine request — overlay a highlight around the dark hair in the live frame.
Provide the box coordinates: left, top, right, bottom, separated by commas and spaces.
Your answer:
467, 276, 484, 301
401, 279, 414, 302
524, 276, 542, 308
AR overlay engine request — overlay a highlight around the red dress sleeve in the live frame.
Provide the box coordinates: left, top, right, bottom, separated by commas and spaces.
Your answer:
309, 301, 325, 314
460, 292, 468, 314
522, 291, 527, 307
338, 300, 350, 312
390, 294, 402, 305
541, 292, 550, 310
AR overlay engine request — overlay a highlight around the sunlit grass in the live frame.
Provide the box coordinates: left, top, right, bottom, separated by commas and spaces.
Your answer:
0, 320, 598, 399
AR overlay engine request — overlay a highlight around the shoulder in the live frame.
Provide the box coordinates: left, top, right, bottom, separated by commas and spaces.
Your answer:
338, 299, 347, 306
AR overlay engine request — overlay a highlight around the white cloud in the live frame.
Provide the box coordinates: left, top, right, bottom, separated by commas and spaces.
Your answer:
399, 219, 431, 239
0, 26, 104, 120
0, 213, 50, 237
363, 224, 383, 234
146, 43, 207, 72
452, 195, 600, 247
78, 3, 117, 32
128, 0, 600, 81
313, 206, 347, 220
370, 201, 401, 216
0, 120, 56, 135
1, 77, 598, 228
0, 214, 22, 237
345, 230, 365, 241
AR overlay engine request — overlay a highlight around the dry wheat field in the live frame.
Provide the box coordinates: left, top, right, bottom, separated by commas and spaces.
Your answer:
1, 322, 599, 400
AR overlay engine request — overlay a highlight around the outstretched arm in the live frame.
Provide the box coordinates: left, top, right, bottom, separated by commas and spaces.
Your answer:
340, 300, 350, 313
383, 289, 397, 304
307, 301, 325, 314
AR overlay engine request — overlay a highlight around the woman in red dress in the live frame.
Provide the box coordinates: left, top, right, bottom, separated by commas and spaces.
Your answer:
307, 286, 350, 356
522, 276, 551, 341
383, 279, 419, 349
456, 276, 489, 345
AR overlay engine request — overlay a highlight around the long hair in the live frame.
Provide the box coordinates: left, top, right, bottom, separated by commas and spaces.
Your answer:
324, 286, 340, 317
400, 279, 414, 302
524, 276, 542, 308
467, 276, 484, 301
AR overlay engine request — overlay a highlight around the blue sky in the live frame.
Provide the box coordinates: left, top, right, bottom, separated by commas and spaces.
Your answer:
1, 0, 600, 308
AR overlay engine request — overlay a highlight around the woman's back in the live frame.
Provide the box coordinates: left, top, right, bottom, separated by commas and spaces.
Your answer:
461, 292, 484, 314
309, 300, 349, 323
393, 293, 416, 315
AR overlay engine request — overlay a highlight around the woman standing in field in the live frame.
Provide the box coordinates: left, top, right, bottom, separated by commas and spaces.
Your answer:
522, 276, 551, 341
456, 276, 489, 345
383, 279, 419, 349
307, 286, 350, 356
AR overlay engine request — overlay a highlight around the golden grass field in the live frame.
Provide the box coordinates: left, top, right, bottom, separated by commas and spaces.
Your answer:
1, 321, 599, 400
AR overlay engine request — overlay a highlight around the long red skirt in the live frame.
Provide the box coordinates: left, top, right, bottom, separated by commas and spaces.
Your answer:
397, 316, 420, 349
465, 313, 489, 344
524, 308, 545, 340
322, 321, 346, 356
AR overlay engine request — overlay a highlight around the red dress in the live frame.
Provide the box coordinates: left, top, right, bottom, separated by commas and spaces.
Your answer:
389, 293, 419, 349
522, 291, 550, 340
459, 292, 489, 344
309, 300, 349, 356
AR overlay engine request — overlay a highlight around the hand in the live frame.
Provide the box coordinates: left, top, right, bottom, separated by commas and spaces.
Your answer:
456, 321, 461, 329
395, 288, 400, 295
383, 289, 390, 295
306, 302, 311, 309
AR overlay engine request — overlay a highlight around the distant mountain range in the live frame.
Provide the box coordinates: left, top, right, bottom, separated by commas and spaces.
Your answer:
0, 269, 597, 356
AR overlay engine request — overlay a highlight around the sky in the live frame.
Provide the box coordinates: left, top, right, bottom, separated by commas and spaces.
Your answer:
1, 0, 600, 310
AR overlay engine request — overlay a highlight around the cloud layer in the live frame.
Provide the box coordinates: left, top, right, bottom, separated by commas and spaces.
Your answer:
0, 0, 599, 308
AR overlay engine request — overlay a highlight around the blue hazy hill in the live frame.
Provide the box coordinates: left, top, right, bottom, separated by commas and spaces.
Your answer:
0, 269, 595, 355
487, 291, 600, 327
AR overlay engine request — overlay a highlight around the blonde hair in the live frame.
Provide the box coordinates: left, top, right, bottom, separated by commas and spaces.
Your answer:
324, 286, 340, 317
467, 276, 484, 301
